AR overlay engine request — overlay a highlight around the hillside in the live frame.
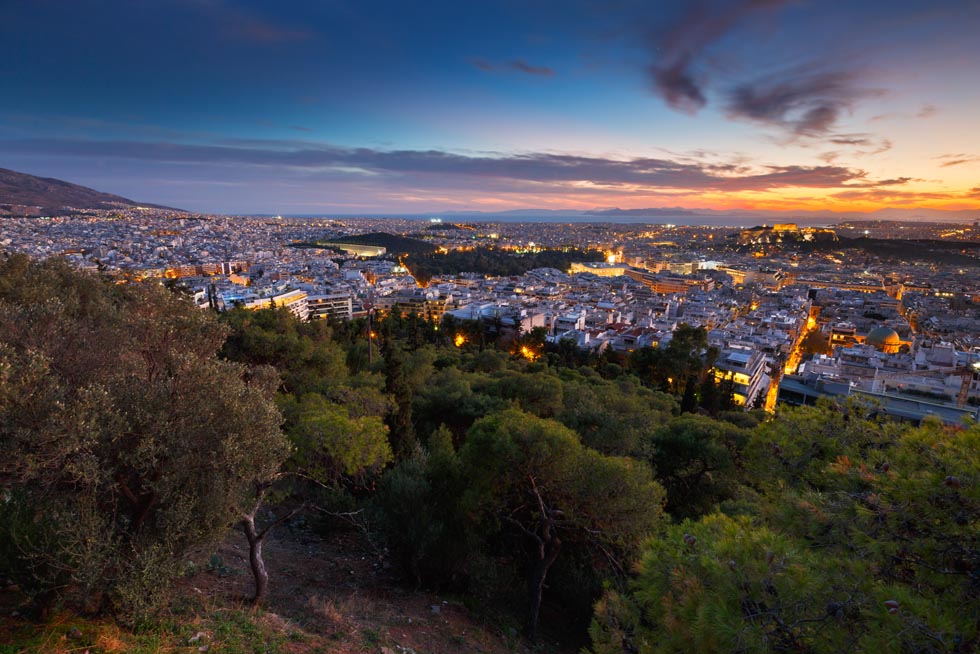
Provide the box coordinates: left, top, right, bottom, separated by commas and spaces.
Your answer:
5, 256, 980, 654
0, 167, 179, 215
0, 526, 574, 654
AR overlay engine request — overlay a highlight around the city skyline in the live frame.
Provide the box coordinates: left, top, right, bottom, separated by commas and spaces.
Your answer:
2, 0, 979, 214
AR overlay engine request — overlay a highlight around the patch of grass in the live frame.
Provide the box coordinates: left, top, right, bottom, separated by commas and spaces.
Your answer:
0, 613, 165, 654
205, 553, 233, 578
362, 626, 382, 645
0, 605, 295, 654
207, 609, 288, 654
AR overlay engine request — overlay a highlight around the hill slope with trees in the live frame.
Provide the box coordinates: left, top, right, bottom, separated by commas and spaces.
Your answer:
2, 253, 979, 653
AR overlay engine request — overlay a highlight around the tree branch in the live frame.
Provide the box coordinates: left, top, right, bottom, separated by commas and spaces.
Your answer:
257, 504, 305, 541
504, 514, 541, 544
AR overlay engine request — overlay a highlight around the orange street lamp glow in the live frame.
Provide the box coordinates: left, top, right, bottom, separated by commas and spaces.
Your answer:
519, 345, 540, 361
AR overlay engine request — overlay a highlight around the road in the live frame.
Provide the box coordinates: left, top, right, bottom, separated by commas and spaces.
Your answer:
765, 315, 818, 412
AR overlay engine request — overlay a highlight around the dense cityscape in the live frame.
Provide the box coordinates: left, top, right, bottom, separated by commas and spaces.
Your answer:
5, 208, 980, 424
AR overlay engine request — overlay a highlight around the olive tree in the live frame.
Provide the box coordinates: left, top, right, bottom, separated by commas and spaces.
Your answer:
241, 392, 391, 604
217, 305, 393, 605
0, 255, 290, 622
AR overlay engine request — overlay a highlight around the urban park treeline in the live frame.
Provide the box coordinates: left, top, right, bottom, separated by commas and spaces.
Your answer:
1, 253, 979, 652
403, 246, 606, 284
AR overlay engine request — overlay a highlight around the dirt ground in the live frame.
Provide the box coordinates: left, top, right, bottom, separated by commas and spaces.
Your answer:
187, 524, 581, 653
1, 524, 583, 654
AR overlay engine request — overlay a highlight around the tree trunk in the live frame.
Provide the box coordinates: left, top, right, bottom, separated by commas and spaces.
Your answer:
525, 535, 561, 641
242, 513, 268, 605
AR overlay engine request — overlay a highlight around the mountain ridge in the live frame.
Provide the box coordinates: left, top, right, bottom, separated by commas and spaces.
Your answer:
0, 167, 180, 215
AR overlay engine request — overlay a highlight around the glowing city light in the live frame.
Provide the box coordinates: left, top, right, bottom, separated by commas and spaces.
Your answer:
519, 345, 540, 361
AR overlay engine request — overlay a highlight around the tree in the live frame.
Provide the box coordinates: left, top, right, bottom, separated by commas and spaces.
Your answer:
557, 375, 676, 456
590, 405, 980, 654
590, 513, 899, 654
383, 345, 418, 460
371, 425, 470, 587
628, 324, 717, 395
640, 415, 748, 520
242, 392, 391, 604
800, 329, 832, 356
745, 397, 904, 493
0, 255, 289, 622
679, 373, 699, 413
218, 306, 394, 604
488, 371, 564, 418
461, 409, 664, 640
219, 305, 347, 396
412, 367, 507, 442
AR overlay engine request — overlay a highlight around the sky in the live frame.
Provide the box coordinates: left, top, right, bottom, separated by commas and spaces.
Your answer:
1, 0, 979, 215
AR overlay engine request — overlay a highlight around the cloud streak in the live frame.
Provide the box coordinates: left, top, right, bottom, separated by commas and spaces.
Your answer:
725, 68, 882, 137
0, 137, 913, 195
648, 0, 786, 113
935, 153, 980, 168
644, 1, 887, 142
831, 188, 964, 205
472, 58, 555, 76
180, 0, 312, 43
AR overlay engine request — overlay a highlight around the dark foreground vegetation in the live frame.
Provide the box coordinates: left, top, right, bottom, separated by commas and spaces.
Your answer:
2, 253, 980, 653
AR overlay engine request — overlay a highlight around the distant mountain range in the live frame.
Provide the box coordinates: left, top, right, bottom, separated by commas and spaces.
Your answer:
0, 168, 179, 216
2, 166, 978, 224
435, 206, 980, 225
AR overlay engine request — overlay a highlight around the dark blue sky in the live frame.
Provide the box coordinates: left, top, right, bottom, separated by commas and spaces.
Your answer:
1, 0, 978, 213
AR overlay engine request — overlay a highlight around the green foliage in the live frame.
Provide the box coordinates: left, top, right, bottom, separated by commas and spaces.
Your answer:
370, 426, 472, 586
0, 255, 289, 623
412, 366, 507, 440
716, 408, 769, 430
412, 358, 676, 454
383, 345, 418, 460
557, 375, 676, 456
590, 401, 980, 653
220, 306, 348, 396
746, 397, 904, 492
800, 329, 832, 356
641, 415, 749, 520
371, 452, 443, 584
485, 371, 564, 418
279, 393, 391, 481
405, 246, 606, 284
460, 409, 665, 636
591, 514, 904, 654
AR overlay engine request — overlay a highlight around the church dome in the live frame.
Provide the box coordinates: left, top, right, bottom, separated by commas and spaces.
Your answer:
866, 326, 901, 349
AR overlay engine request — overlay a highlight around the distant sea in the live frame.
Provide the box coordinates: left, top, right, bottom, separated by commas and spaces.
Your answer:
244, 207, 980, 226
273, 213, 838, 228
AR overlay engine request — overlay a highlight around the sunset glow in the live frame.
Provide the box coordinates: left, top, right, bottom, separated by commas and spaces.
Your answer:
1, 1, 978, 217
